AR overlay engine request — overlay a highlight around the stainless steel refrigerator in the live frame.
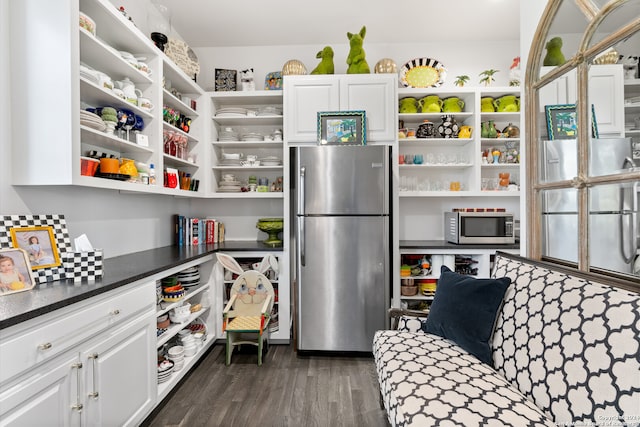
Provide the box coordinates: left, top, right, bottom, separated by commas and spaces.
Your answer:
542, 137, 639, 275
294, 145, 390, 352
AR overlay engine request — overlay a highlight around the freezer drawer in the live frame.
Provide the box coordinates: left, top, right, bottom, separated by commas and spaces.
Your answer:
296, 216, 389, 351
296, 145, 389, 215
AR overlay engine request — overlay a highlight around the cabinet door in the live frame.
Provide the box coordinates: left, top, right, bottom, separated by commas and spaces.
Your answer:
81, 313, 156, 427
538, 67, 577, 111
284, 76, 340, 142
589, 65, 625, 136
0, 353, 80, 427
340, 75, 397, 142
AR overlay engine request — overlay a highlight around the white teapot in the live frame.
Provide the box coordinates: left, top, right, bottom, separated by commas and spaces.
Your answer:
114, 77, 142, 104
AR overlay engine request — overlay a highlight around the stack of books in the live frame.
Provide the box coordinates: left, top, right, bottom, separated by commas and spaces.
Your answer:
174, 215, 225, 246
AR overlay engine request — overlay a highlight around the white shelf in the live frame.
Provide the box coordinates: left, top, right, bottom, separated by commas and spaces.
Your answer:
480, 138, 521, 143
399, 112, 474, 121
399, 295, 435, 301
211, 141, 283, 148
400, 190, 520, 197
80, 78, 154, 120
400, 164, 473, 169
480, 111, 521, 120
163, 153, 199, 168
211, 115, 283, 127
156, 283, 210, 317
481, 163, 521, 168
163, 89, 199, 117
212, 165, 283, 171
157, 306, 211, 348
162, 122, 199, 143
209, 192, 284, 199
80, 126, 154, 154
399, 138, 473, 146
157, 334, 215, 401
210, 90, 283, 105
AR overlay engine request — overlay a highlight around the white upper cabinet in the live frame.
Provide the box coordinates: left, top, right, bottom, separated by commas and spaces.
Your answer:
284, 74, 397, 143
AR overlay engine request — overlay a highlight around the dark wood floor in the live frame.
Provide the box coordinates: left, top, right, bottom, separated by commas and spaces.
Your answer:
144, 343, 390, 427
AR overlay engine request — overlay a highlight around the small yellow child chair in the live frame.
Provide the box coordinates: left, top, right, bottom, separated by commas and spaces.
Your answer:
216, 253, 276, 366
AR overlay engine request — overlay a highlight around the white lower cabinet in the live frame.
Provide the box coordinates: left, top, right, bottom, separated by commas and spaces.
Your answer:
80, 314, 156, 427
0, 283, 156, 426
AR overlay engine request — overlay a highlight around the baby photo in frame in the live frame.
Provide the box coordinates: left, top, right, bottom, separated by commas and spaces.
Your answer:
10, 226, 61, 270
0, 248, 36, 295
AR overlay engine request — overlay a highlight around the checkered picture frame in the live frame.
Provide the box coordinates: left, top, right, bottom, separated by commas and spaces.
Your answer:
0, 215, 72, 283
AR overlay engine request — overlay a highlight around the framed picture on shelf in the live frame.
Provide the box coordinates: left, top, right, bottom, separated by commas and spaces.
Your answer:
214, 68, 237, 91
9, 226, 61, 270
317, 111, 367, 145
544, 103, 599, 140
0, 248, 36, 295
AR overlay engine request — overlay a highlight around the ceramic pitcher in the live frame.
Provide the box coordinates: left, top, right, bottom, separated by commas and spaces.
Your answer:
399, 97, 419, 114
442, 97, 464, 113
115, 77, 143, 104
481, 97, 496, 112
418, 95, 443, 113
493, 95, 520, 112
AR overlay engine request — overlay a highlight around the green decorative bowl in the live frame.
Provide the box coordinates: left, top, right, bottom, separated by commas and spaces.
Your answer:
256, 217, 284, 247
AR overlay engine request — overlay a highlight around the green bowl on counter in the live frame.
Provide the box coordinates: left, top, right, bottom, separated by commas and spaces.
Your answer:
256, 218, 284, 247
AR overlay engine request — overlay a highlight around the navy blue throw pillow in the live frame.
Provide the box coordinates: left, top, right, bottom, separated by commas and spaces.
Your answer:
423, 266, 511, 365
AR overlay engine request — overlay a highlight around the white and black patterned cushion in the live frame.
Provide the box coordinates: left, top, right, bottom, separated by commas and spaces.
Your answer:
492, 254, 640, 425
373, 330, 555, 427
397, 315, 427, 333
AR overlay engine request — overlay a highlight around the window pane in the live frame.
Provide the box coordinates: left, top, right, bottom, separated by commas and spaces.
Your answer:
588, 180, 640, 277
588, 137, 635, 177
541, 188, 579, 263
539, 138, 578, 184
588, 1, 640, 50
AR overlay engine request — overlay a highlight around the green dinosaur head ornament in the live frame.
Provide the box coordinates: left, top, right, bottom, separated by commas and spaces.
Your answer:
311, 46, 335, 75
346, 26, 370, 74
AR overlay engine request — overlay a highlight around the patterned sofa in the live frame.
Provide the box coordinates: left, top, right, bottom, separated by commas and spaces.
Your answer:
374, 252, 640, 427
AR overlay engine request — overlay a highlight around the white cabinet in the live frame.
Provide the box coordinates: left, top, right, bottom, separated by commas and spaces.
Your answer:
0, 281, 156, 427
216, 251, 290, 343
623, 78, 640, 162
284, 74, 397, 143
539, 65, 625, 136
80, 315, 156, 427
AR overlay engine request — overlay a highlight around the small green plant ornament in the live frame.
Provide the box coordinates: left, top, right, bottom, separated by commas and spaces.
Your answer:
454, 75, 470, 87
311, 46, 335, 75
479, 69, 499, 86
543, 37, 566, 66
346, 26, 370, 74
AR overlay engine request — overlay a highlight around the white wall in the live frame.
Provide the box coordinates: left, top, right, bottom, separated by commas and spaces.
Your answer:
0, 0, 522, 258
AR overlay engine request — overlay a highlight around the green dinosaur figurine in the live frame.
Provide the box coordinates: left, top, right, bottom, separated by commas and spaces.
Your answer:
311, 46, 335, 75
543, 37, 566, 66
346, 26, 370, 74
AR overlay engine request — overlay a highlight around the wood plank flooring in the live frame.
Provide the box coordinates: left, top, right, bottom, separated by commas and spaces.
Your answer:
143, 343, 390, 427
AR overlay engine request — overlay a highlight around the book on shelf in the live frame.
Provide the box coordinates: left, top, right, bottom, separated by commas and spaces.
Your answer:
174, 215, 225, 246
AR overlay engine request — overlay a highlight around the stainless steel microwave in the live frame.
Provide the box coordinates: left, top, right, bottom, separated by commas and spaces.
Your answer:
445, 211, 515, 244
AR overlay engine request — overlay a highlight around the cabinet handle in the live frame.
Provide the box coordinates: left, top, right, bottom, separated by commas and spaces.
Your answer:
110, 309, 120, 316
71, 362, 83, 412
88, 353, 99, 399
38, 342, 52, 351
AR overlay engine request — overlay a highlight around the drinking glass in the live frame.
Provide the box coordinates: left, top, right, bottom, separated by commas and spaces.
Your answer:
426, 153, 435, 165
414, 154, 424, 164
404, 154, 414, 165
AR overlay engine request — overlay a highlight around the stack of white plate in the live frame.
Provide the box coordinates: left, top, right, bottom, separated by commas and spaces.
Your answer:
215, 107, 248, 117
261, 156, 282, 166
219, 159, 241, 166
241, 132, 263, 141
79, 64, 99, 84
167, 346, 185, 371
177, 266, 200, 288
218, 180, 242, 192
80, 110, 107, 132
157, 360, 174, 383
218, 128, 238, 141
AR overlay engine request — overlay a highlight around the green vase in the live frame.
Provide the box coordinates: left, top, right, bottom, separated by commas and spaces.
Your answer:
481, 122, 490, 138
487, 120, 498, 138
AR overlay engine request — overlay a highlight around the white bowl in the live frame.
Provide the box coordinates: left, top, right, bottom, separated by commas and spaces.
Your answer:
168, 346, 184, 357
177, 329, 191, 337
169, 313, 189, 324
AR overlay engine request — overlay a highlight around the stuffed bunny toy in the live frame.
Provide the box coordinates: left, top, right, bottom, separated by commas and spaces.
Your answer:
346, 26, 370, 74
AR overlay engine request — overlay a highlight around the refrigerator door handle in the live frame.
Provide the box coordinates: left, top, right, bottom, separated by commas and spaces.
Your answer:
299, 166, 306, 216
619, 186, 636, 264
299, 216, 305, 266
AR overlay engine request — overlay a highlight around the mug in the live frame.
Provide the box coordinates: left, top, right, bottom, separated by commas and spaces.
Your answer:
138, 97, 154, 111
99, 158, 119, 174
96, 72, 113, 90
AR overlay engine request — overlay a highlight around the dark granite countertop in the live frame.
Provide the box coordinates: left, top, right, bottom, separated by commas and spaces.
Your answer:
400, 240, 520, 250
0, 241, 282, 330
